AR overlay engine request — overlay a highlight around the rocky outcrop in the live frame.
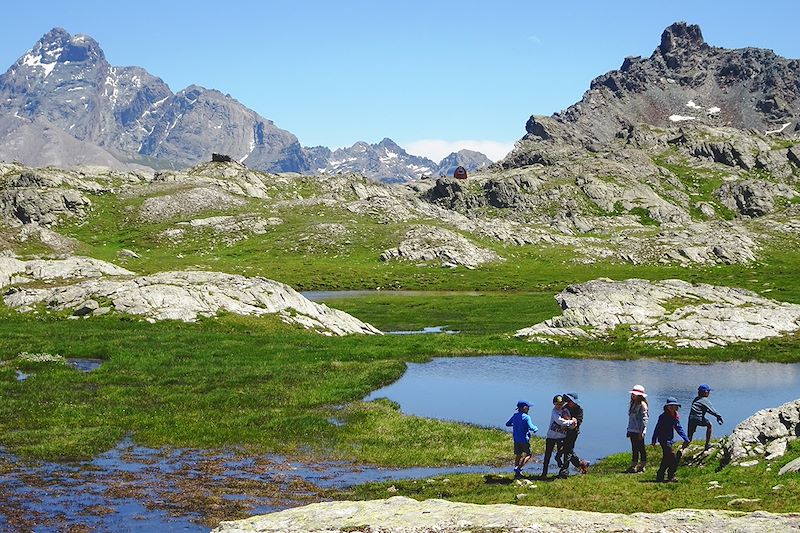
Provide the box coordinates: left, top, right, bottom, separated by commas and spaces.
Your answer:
159, 214, 282, 244
3, 269, 380, 336
0, 163, 150, 228
721, 399, 800, 465
380, 226, 503, 268
138, 186, 247, 222
717, 180, 796, 217
515, 279, 800, 348
212, 496, 800, 533
0, 256, 134, 288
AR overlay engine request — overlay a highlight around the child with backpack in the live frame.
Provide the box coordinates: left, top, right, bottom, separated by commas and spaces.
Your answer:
541, 394, 577, 478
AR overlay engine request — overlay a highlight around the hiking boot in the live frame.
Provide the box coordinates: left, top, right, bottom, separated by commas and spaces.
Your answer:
667, 477, 678, 483
625, 464, 637, 473
635, 463, 646, 473
579, 460, 589, 474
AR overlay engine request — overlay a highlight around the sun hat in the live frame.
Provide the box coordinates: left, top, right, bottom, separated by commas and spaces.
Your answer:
664, 396, 681, 408
629, 384, 647, 397
698, 384, 712, 392
552, 394, 564, 404
563, 392, 580, 405
517, 400, 531, 409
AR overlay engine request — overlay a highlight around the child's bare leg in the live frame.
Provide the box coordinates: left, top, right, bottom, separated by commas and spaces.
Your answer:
519, 453, 531, 469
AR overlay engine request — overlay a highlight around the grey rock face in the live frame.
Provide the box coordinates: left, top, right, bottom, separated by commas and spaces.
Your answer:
380, 225, 503, 268
721, 399, 800, 464
212, 495, 800, 533
508, 22, 800, 162
138, 186, 247, 222
515, 278, 800, 348
0, 256, 134, 289
2, 264, 380, 336
717, 180, 796, 217
0, 28, 310, 173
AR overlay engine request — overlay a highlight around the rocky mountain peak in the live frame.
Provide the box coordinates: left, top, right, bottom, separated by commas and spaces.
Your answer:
20, 27, 106, 73
509, 21, 800, 157
656, 22, 707, 56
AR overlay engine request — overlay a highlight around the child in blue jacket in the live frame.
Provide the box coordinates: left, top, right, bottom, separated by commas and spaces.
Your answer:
506, 400, 538, 478
651, 397, 690, 482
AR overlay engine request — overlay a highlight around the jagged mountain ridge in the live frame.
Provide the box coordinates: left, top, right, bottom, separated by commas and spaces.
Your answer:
0, 28, 492, 182
512, 22, 800, 155
305, 139, 491, 183
0, 28, 308, 172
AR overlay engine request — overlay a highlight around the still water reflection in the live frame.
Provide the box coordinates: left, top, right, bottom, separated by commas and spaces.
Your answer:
365, 356, 800, 461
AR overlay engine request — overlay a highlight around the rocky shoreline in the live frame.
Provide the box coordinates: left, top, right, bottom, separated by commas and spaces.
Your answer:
212, 496, 800, 532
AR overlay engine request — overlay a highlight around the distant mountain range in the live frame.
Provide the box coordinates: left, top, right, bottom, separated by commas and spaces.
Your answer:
0, 28, 492, 182
306, 139, 491, 183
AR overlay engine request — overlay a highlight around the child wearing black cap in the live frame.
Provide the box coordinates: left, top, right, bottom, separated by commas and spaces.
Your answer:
688, 384, 724, 450
651, 397, 690, 482
506, 400, 538, 478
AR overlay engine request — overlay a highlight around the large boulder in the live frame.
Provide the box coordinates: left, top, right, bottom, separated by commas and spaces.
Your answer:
212, 495, 800, 533
721, 399, 800, 464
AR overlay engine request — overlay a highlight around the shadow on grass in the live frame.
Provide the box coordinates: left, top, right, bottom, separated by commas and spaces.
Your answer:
484, 474, 514, 485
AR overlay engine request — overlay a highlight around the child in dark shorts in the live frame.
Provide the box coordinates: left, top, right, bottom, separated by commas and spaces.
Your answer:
506, 400, 539, 478
688, 384, 723, 450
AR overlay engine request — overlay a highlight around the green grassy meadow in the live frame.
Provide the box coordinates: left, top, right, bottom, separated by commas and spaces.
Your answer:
2, 170, 800, 514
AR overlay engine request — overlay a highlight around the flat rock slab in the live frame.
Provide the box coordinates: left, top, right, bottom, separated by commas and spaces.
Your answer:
515, 278, 800, 348
212, 496, 800, 532
2, 260, 380, 336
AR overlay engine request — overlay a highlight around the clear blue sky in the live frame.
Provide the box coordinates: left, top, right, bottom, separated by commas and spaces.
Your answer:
1, 1, 798, 161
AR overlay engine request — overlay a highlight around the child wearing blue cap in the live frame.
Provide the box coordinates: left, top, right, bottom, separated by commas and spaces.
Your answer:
688, 384, 724, 450
506, 400, 538, 479
651, 397, 690, 482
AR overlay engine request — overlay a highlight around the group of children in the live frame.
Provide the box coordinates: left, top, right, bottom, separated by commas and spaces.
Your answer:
507, 384, 724, 482
506, 392, 588, 479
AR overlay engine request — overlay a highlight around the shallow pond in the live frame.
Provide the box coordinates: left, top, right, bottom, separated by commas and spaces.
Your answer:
365, 356, 800, 461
